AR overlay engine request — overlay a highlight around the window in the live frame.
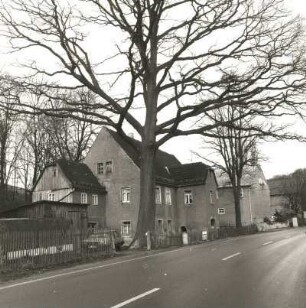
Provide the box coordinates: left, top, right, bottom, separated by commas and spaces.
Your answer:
155, 186, 162, 204
81, 192, 88, 204
121, 221, 131, 236
97, 162, 104, 174
48, 193, 55, 201
156, 219, 163, 234
215, 190, 219, 200
165, 188, 172, 205
240, 188, 244, 198
218, 208, 225, 215
53, 168, 57, 177
210, 190, 214, 204
105, 161, 113, 173
88, 222, 97, 231
92, 194, 98, 205
121, 187, 131, 203
167, 220, 172, 234
184, 190, 193, 205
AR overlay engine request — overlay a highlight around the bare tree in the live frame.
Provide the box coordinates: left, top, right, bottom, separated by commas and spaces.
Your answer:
1, 0, 305, 245
194, 105, 266, 227
282, 169, 306, 215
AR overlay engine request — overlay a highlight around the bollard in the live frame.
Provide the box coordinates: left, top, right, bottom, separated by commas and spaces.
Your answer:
146, 231, 151, 250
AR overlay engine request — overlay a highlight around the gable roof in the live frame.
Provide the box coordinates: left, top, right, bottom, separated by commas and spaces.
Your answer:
107, 129, 181, 179
57, 159, 106, 194
168, 162, 212, 186
107, 129, 213, 186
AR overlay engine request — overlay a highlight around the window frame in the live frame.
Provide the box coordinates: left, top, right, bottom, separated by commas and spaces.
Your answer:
81, 192, 88, 204
92, 194, 98, 205
167, 219, 172, 234
165, 187, 172, 205
210, 190, 214, 204
121, 187, 131, 203
48, 193, 55, 201
184, 190, 193, 205
97, 162, 104, 175
156, 219, 164, 234
155, 186, 162, 204
218, 208, 225, 215
105, 160, 113, 173
121, 221, 132, 236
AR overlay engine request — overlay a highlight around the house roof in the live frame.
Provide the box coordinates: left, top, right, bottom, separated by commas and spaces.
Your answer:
107, 129, 181, 179
57, 159, 106, 194
168, 162, 212, 186
216, 165, 266, 188
107, 129, 213, 186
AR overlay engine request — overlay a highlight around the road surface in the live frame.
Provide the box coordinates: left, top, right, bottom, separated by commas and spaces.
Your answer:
0, 228, 305, 308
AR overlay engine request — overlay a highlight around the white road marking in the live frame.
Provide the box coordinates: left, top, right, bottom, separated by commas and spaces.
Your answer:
0, 244, 211, 291
222, 252, 241, 261
110, 288, 160, 308
262, 241, 273, 246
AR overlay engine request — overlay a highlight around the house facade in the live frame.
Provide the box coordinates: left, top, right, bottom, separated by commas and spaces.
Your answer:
84, 128, 220, 243
217, 166, 272, 226
32, 159, 107, 229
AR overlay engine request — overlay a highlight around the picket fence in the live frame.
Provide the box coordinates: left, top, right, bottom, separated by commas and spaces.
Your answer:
0, 229, 114, 271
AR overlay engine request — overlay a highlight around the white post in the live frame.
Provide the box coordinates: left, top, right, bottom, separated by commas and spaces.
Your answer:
146, 231, 151, 251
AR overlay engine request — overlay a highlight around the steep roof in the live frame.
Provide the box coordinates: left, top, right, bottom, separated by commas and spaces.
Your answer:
107, 129, 213, 186
57, 159, 106, 194
107, 129, 181, 179
168, 162, 212, 186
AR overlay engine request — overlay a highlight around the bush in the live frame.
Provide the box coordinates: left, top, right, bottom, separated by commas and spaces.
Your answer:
263, 216, 273, 225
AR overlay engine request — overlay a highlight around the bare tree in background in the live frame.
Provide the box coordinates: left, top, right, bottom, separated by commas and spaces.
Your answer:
17, 90, 97, 189
194, 104, 265, 227
282, 169, 306, 215
1, 0, 305, 245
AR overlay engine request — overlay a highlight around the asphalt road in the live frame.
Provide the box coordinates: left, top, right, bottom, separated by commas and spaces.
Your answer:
0, 228, 306, 308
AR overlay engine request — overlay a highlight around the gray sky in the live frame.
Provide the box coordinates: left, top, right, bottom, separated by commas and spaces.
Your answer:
1, 0, 306, 180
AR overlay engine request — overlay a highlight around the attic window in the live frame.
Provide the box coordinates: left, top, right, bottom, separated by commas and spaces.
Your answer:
97, 162, 104, 174
53, 168, 57, 177
105, 161, 113, 173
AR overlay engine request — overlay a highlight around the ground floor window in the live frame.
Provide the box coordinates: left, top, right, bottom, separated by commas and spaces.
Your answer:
121, 221, 131, 236
156, 219, 163, 234
88, 222, 97, 231
167, 220, 172, 234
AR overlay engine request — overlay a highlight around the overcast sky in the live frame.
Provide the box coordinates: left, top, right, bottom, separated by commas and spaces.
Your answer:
163, 0, 306, 179
1, 0, 306, 180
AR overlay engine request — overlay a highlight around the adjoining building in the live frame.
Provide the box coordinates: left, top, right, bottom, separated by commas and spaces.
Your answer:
216, 165, 272, 226
32, 159, 107, 229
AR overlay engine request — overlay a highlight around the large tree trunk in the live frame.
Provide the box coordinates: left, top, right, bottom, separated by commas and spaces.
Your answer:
134, 143, 157, 247
233, 186, 242, 228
